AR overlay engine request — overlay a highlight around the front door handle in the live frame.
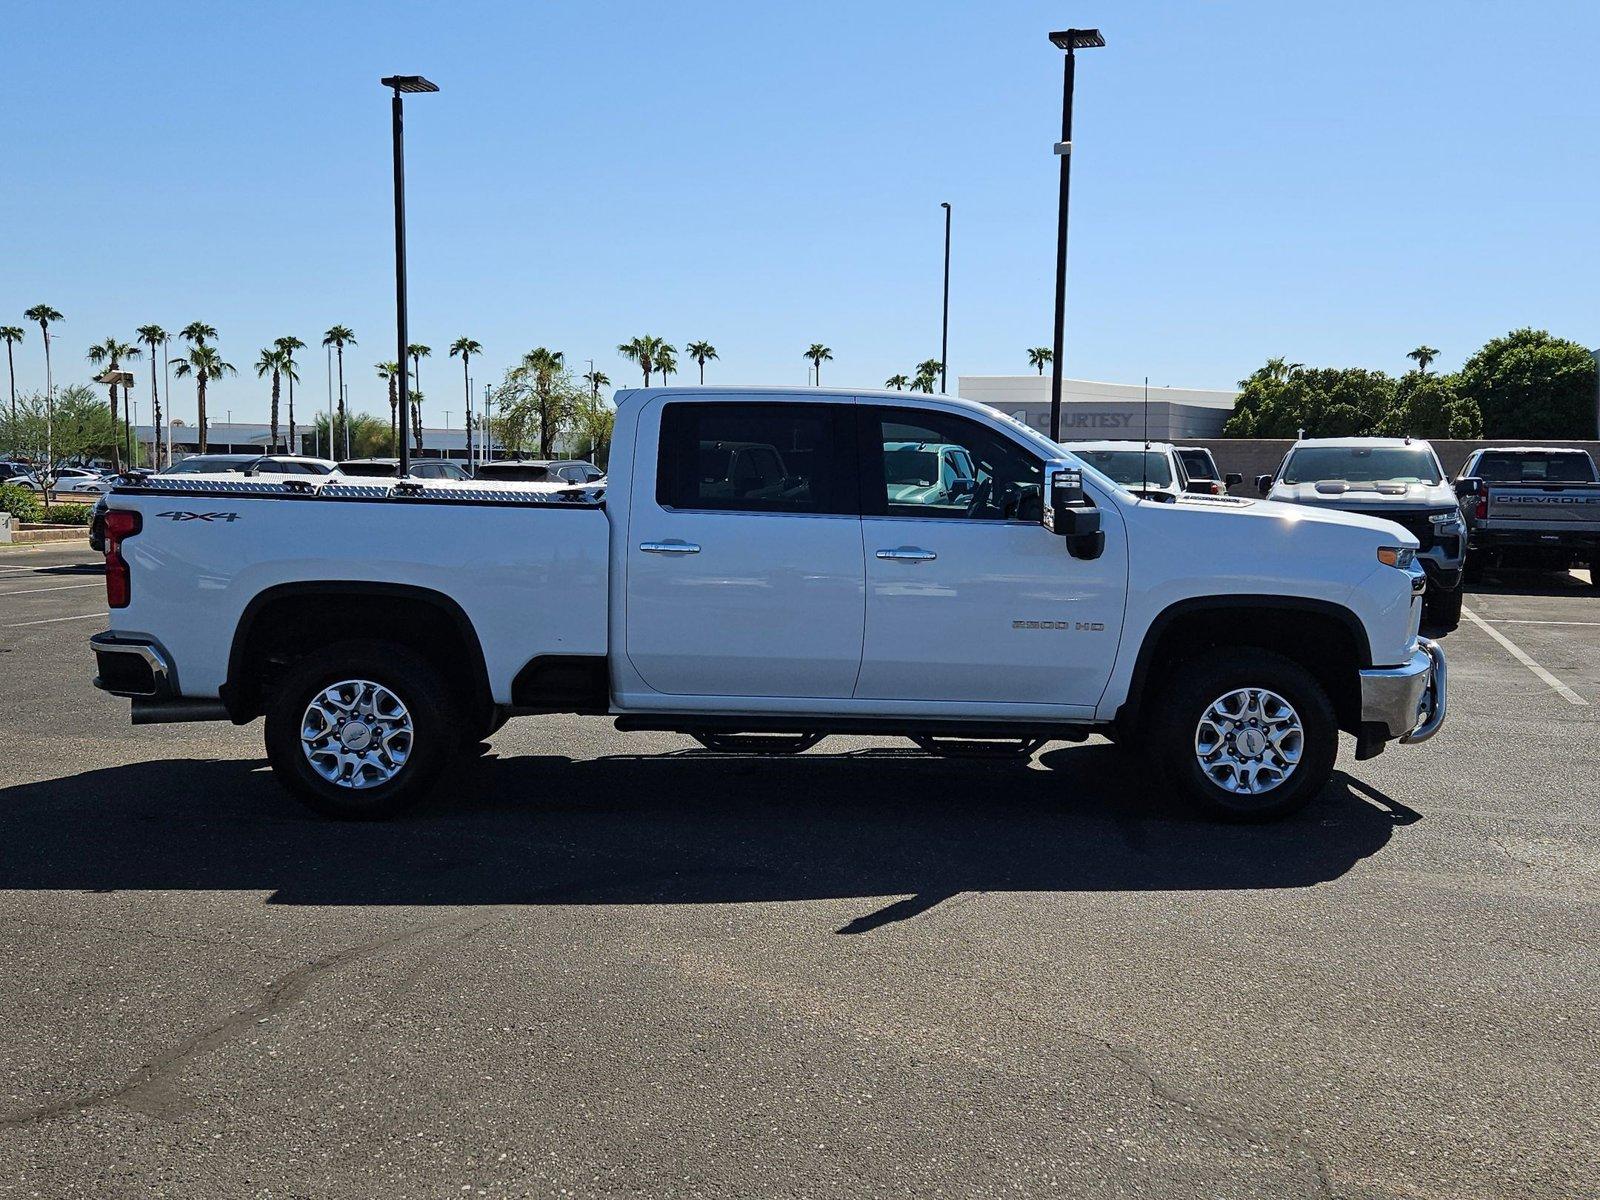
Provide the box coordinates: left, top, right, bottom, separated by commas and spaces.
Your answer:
876, 546, 937, 562
640, 540, 701, 555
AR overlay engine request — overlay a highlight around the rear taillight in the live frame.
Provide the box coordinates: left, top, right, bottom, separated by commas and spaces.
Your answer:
1474, 496, 1488, 520
104, 510, 141, 609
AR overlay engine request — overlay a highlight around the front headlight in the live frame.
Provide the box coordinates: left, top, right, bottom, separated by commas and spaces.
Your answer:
1429, 510, 1464, 533
1377, 546, 1416, 569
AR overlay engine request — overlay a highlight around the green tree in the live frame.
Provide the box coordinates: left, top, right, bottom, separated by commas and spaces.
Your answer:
1223, 362, 1396, 438
1456, 327, 1597, 438
1, 325, 22, 441
582, 368, 609, 397
312, 411, 389, 459
274, 336, 306, 453
655, 343, 678, 385
1407, 345, 1440, 375
255, 346, 287, 451
1026, 347, 1052, 375
135, 325, 168, 467
617, 335, 667, 386
685, 340, 718, 384
911, 358, 942, 394
885, 374, 910, 390
23, 305, 63, 507
804, 343, 833, 385
180, 321, 217, 346
516, 347, 569, 458
1380, 373, 1483, 440
449, 337, 482, 453
376, 362, 401, 450
406, 343, 432, 450
172, 343, 236, 451
85, 337, 141, 469
570, 391, 616, 468
322, 325, 357, 436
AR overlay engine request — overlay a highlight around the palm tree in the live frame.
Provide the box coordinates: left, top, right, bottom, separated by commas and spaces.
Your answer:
655, 343, 678, 385
275, 336, 306, 452
685, 340, 718, 384
582, 369, 610, 397
1026, 347, 1053, 375
410, 389, 426, 453
405, 344, 432, 451
885, 374, 910, 390
86, 337, 142, 469
172, 344, 236, 452
23, 305, 63, 480
518, 347, 567, 457
1407, 345, 1440, 375
804, 343, 833, 385
914, 358, 942, 394
180, 321, 217, 347
1, 325, 23, 437
255, 347, 287, 451
135, 325, 168, 467
322, 325, 357, 434
449, 337, 481, 449
376, 362, 401, 450
617, 335, 667, 386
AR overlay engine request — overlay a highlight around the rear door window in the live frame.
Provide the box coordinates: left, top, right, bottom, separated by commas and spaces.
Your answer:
656, 402, 855, 515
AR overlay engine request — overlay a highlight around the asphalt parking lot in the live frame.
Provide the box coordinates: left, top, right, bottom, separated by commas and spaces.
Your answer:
0, 543, 1595, 1200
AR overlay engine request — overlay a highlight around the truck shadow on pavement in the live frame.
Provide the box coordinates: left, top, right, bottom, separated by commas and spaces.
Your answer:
0, 747, 1418, 931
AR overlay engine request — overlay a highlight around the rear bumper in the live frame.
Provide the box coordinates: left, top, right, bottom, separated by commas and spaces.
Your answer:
1468, 525, 1600, 552
90, 631, 230, 724
1359, 637, 1447, 744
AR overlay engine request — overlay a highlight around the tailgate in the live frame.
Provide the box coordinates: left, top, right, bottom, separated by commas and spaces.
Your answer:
1485, 483, 1600, 528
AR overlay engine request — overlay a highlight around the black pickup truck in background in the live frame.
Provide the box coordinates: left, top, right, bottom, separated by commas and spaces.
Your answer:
1455, 447, 1600, 587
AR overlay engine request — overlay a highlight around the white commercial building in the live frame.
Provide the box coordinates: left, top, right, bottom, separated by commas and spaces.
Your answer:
957, 375, 1239, 441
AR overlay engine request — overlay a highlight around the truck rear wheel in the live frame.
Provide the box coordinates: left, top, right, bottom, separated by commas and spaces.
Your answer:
264, 640, 457, 819
1152, 648, 1337, 822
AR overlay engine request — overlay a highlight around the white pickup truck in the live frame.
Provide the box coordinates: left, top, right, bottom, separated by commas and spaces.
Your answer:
89, 386, 1447, 821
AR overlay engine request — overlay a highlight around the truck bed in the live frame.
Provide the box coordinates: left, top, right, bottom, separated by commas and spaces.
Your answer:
105, 476, 611, 704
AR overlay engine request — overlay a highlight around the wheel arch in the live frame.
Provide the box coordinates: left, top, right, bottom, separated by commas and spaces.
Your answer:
223, 581, 491, 724
1118, 595, 1372, 734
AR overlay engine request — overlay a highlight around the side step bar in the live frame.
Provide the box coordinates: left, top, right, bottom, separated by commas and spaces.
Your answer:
132, 698, 232, 725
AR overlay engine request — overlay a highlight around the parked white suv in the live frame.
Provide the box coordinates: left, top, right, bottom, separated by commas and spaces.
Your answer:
90, 387, 1446, 823
1061, 441, 1190, 503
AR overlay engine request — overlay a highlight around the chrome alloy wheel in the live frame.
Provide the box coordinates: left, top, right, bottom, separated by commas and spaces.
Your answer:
300, 679, 413, 789
1194, 687, 1304, 796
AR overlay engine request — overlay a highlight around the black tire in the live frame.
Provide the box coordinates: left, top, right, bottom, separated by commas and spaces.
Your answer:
1462, 556, 1486, 585
264, 640, 458, 819
1150, 647, 1338, 822
1424, 584, 1463, 632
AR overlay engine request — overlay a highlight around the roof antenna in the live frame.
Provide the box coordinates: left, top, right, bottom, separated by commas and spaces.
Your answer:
1142, 375, 1150, 498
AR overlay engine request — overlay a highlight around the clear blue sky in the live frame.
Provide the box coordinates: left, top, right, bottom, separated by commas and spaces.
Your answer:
5, 0, 1598, 426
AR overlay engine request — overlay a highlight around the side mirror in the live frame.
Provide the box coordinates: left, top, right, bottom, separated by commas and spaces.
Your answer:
948, 476, 974, 498
1454, 477, 1482, 499
1255, 474, 1274, 497
1225, 472, 1243, 488
1043, 463, 1104, 560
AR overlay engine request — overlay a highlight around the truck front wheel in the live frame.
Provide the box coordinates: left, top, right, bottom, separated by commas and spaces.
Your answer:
264, 640, 457, 819
1424, 584, 1463, 631
1152, 648, 1337, 822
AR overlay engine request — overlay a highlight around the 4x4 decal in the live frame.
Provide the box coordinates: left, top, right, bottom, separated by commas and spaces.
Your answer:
156, 511, 241, 522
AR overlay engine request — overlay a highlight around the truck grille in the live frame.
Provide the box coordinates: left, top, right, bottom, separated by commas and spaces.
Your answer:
1345, 509, 1438, 551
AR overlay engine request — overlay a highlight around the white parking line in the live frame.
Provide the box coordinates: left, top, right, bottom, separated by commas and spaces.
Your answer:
0, 583, 100, 597
1463, 605, 1588, 706
1, 612, 105, 628
1485, 619, 1600, 628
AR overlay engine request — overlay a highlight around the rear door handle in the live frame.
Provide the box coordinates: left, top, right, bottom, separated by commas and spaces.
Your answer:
876, 546, 937, 562
640, 540, 701, 555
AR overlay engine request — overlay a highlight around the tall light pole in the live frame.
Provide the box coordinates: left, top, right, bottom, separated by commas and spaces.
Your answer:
382, 74, 439, 479
939, 202, 951, 393
1047, 28, 1104, 444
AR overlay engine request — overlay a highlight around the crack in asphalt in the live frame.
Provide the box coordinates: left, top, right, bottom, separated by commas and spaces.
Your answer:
0, 910, 491, 1130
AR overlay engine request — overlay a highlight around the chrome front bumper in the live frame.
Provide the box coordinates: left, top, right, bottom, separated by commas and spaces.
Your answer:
1359, 637, 1448, 744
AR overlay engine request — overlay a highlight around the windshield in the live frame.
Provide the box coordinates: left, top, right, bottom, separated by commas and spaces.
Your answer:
163, 457, 254, 475
1177, 449, 1216, 479
1282, 446, 1441, 485
1070, 450, 1173, 488
1474, 452, 1594, 483
885, 448, 940, 487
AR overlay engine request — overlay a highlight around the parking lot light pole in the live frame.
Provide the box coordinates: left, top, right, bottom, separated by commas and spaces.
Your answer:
940, 202, 951, 393
382, 74, 439, 479
1046, 28, 1104, 443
